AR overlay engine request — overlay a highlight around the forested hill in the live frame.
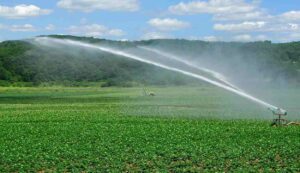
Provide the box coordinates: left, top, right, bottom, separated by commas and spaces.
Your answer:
0, 35, 299, 87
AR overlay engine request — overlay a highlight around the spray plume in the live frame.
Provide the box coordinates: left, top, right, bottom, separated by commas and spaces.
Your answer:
34, 37, 282, 111
138, 46, 240, 90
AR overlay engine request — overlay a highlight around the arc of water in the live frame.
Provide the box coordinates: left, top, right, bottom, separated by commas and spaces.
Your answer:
35, 37, 279, 111
139, 46, 240, 90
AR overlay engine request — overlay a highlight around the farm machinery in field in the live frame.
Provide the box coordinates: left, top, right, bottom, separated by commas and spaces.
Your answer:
269, 108, 300, 126
269, 108, 288, 126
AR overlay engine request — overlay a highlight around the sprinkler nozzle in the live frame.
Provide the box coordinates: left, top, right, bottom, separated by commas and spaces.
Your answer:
268, 107, 287, 115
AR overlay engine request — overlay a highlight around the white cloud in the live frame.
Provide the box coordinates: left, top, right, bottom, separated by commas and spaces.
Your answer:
57, 0, 139, 12
214, 21, 265, 31
273, 23, 300, 32
214, 21, 300, 36
45, 24, 55, 31
213, 11, 270, 21
169, 0, 270, 22
232, 34, 267, 42
148, 18, 190, 31
203, 35, 220, 42
0, 4, 51, 19
0, 23, 36, 32
142, 32, 171, 40
169, 0, 257, 15
233, 34, 252, 41
280, 11, 300, 21
166, 0, 300, 42
119, 39, 129, 42
184, 35, 221, 42
68, 24, 125, 37
10, 24, 36, 32
107, 29, 125, 37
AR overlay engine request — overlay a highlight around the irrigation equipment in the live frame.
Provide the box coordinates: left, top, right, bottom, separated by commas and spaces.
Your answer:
34, 37, 292, 125
269, 108, 288, 126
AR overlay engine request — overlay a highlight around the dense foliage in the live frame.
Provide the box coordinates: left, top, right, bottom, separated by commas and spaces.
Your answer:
0, 87, 299, 172
0, 35, 299, 86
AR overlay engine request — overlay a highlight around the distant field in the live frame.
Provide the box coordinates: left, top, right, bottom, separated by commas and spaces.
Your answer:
0, 86, 299, 172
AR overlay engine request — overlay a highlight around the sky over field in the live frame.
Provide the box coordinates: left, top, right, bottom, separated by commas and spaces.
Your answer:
0, 0, 300, 42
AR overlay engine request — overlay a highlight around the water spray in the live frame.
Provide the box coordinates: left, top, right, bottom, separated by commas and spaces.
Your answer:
34, 37, 288, 122
138, 46, 241, 90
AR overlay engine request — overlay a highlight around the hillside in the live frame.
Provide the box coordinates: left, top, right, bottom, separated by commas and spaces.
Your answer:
0, 35, 299, 87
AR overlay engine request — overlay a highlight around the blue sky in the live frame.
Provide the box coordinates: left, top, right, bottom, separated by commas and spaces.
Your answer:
0, 0, 300, 42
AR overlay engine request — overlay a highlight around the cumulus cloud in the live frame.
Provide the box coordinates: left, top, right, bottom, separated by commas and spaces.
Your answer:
0, 23, 36, 32
214, 21, 265, 31
269, 23, 300, 32
214, 21, 300, 33
168, 0, 300, 40
203, 35, 220, 42
168, 0, 272, 22
232, 34, 267, 42
214, 11, 270, 21
0, 24, 36, 32
148, 18, 190, 31
10, 24, 36, 32
141, 32, 171, 40
169, 0, 257, 15
57, 0, 139, 12
68, 24, 125, 37
280, 11, 300, 21
107, 29, 125, 37
232, 34, 250, 41
0, 4, 51, 19
233, 34, 252, 41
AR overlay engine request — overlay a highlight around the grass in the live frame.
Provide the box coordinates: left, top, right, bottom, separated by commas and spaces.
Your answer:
0, 86, 299, 172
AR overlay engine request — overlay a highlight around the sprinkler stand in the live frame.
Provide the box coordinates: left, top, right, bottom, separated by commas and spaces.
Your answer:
269, 108, 288, 126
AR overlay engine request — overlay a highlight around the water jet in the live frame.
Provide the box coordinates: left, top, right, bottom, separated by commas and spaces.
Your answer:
33, 37, 289, 122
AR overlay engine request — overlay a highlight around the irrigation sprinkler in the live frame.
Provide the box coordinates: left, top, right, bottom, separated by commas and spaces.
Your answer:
36, 37, 297, 126
269, 108, 288, 126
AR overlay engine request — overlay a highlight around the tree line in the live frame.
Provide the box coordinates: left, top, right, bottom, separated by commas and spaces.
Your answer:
0, 35, 299, 87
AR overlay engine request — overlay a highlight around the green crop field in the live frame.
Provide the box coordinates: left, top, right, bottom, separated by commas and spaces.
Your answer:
0, 86, 299, 172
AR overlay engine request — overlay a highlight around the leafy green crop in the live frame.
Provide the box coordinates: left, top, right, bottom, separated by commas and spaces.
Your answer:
0, 87, 299, 172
